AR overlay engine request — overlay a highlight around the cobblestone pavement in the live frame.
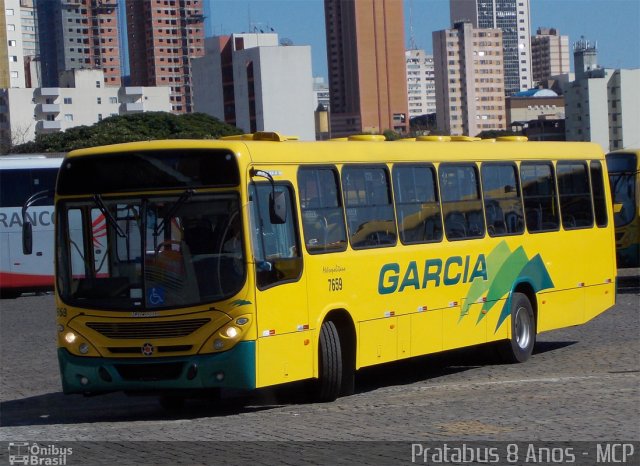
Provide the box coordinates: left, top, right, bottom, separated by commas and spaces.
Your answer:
0, 271, 638, 465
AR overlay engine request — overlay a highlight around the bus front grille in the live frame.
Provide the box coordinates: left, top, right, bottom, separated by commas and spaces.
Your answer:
86, 319, 210, 339
114, 362, 185, 381
108, 345, 193, 354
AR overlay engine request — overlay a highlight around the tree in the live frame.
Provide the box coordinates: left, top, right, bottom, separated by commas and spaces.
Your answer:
9, 112, 242, 154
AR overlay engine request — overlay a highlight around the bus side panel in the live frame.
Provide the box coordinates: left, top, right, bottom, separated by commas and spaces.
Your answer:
483, 298, 509, 343
410, 309, 443, 357
359, 317, 397, 367
584, 283, 616, 322
442, 301, 487, 351
255, 332, 313, 388
537, 288, 585, 333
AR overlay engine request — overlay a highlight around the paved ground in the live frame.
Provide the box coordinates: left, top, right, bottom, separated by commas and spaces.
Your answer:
0, 270, 638, 465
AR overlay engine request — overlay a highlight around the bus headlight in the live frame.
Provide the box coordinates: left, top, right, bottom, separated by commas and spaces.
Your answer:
225, 326, 239, 338
206, 316, 251, 353
64, 332, 77, 344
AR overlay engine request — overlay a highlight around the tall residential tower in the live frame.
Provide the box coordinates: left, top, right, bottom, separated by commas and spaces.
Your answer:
37, 0, 121, 87
324, 0, 409, 136
126, 0, 205, 113
531, 27, 570, 84
450, 0, 531, 96
433, 21, 506, 136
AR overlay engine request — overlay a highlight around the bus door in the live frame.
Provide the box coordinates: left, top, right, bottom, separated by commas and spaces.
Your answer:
8, 206, 55, 287
249, 182, 312, 387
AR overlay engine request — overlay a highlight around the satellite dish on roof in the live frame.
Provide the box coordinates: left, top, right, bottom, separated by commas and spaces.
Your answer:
280, 38, 293, 46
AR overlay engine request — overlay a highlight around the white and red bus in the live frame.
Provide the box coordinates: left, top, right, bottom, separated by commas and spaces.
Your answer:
0, 156, 62, 298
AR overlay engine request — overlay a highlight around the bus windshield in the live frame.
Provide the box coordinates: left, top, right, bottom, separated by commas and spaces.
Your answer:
56, 192, 245, 310
607, 153, 637, 227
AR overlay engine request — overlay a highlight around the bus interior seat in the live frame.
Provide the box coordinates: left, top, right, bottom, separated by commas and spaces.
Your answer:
445, 211, 467, 238
485, 202, 506, 235
467, 210, 484, 236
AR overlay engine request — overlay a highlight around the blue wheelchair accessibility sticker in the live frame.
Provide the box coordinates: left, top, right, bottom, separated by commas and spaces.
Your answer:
147, 287, 165, 306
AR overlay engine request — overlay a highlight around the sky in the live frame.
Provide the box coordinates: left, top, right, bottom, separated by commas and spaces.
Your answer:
205, 0, 640, 80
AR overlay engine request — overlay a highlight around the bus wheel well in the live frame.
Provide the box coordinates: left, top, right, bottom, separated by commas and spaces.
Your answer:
513, 283, 538, 333
323, 309, 356, 396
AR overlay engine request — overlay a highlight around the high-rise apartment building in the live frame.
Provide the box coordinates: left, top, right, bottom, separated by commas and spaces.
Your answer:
126, 0, 205, 113
324, 0, 409, 136
37, 0, 121, 87
2, 0, 25, 88
450, 0, 532, 96
405, 49, 436, 119
192, 33, 315, 140
2, 0, 39, 88
19, 0, 38, 87
531, 27, 569, 85
433, 21, 506, 136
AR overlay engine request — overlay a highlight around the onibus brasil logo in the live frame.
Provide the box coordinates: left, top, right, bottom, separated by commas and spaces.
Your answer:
7, 442, 72, 465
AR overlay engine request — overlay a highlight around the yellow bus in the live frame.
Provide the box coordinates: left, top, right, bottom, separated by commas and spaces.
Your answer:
27, 134, 616, 406
606, 149, 640, 268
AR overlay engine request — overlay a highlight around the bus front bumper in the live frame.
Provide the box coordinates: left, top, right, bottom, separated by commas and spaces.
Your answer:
57, 341, 256, 395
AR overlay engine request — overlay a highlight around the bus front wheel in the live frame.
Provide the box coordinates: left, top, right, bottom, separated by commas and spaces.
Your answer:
315, 320, 343, 402
498, 292, 535, 363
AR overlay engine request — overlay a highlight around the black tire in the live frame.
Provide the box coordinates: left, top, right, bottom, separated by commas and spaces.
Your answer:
498, 292, 536, 363
315, 320, 343, 402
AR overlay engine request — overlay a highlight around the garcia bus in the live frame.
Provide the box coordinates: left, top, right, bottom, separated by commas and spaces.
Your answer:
23, 134, 617, 405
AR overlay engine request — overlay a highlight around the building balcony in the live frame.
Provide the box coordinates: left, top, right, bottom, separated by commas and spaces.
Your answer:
37, 103, 61, 114
36, 120, 62, 132
125, 102, 144, 112
38, 88, 61, 97
125, 87, 144, 96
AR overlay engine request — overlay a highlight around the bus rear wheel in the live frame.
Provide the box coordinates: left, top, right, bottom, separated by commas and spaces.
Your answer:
315, 320, 343, 402
498, 292, 535, 363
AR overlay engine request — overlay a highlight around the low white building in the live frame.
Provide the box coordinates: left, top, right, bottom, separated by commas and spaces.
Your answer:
0, 69, 171, 147
192, 33, 315, 141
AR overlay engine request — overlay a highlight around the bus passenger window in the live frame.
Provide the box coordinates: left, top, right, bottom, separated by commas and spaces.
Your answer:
298, 167, 347, 254
590, 161, 608, 228
439, 164, 485, 240
250, 184, 302, 289
520, 162, 560, 233
392, 164, 442, 244
341, 165, 397, 249
481, 163, 524, 236
557, 162, 594, 229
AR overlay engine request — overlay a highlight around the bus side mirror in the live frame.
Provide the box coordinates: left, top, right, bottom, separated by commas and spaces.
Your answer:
22, 222, 33, 255
269, 191, 287, 224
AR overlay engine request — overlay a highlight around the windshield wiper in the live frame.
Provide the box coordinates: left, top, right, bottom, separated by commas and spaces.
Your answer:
94, 194, 126, 237
153, 189, 195, 236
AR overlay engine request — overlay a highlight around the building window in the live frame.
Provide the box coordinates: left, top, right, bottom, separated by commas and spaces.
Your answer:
5, 8, 14, 15
96, 81, 101, 88
8, 40, 16, 47
109, 97, 117, 104
64, 114, 73, 121
63, 98, 72, 104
